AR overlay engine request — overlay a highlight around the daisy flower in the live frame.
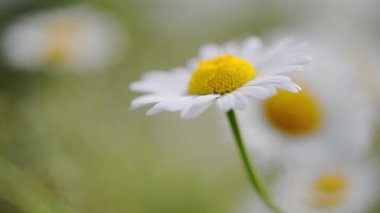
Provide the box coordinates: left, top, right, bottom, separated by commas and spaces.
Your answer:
238, 40, 375, 168
131, 37, 311, 212
238, 156, 378, 213
131, 37, 311, 119
2, 5, 122, 72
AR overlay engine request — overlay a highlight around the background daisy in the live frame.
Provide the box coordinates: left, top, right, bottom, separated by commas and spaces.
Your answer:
238, 154, 378, 213
2, 5, 123, 72
238, 40, 375, 168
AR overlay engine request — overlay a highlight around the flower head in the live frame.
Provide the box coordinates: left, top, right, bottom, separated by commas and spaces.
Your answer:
131, 37, 311, 119
2, 5, 122, 72
238, 41, 375, 166
238, 155, 379, 213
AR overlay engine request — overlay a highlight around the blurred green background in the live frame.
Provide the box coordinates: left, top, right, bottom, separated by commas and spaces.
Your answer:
0, 0, 379, 212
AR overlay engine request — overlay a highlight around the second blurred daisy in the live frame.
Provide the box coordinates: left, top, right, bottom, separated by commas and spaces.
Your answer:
238, 41, 374, 166
2, 5, 123, 72
238, 155, 378, 213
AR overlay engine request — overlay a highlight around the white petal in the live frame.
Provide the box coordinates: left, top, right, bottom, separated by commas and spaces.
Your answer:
282, 55, 313, 65
276, 83, 302, 93
145, 103, 165, 115
130, 68, 190, 93
216, 96, 228, 111
223, 41, 240, 55
131, 94, 171, 109
180, 95, 218, 119
162, 97, 194, 111
259, 65, 304, 75
266, 86, 277, 96
249, 75, 292, 85
254, 39, 311, 76
238, 86, 271, 100
231, 92, 248, 110
255, 39, 294, 65
240, 37, 263, 62
145, 96, 193, 116
199, 44, 223, 60
130, 80, 183, 93
157, 97, 193, 111
216, 94, 236, 112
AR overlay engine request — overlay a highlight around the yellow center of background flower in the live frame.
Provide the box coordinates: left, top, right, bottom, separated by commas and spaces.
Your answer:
312, 173, 349, 208
188, 55, 255, 95
263, 89, 322, 135
45, 19, 81, 64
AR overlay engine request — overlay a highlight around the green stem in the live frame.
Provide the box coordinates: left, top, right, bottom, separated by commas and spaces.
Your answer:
226, 110, 282, 213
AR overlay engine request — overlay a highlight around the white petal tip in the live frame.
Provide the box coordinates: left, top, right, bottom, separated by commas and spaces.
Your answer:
290, 86, 302, 93
130, 100, 145, 110
129, 83, 139, 91
180, 115, 194, 120
180, 111, 197, 120
145, 111, 156, 116
146, 108, 162, 116
304, 55, 313, 62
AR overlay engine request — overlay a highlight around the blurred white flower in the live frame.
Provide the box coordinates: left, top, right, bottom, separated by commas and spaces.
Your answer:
130, 37, 311, 119
2, 5, 122, 72
273, 0, 378, 31
238, 41, 375, 166
238, 156, 378, 213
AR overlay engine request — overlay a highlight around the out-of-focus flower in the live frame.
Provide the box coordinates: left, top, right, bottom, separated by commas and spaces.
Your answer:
238, 41, 374, 166
2, 5, 122, 72
238, 156, 378, 213
130, 37, 311, 119
273, 0, 378, 31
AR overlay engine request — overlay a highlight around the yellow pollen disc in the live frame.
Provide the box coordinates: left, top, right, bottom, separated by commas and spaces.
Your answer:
44, 19, 81, 64
188, 55, 256, 95
263, 89, 322, 135
45, 45, 69, 63
312, 173, 349, 208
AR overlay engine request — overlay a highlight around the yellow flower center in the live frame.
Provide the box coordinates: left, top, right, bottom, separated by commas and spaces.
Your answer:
263, 89, 322, 135
45, 45, 68, 63
188, 55, 256, 95
44, 19, 81, 64
312, 173, 349, 208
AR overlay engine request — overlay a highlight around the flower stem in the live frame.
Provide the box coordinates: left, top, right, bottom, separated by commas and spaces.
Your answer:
226, 110, 282, 213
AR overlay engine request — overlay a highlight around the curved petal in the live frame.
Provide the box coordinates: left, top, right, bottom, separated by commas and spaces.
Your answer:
131, 94, 172, 109
223, 41, 240, 56
146, 96, 193, 116
275, 83, 302, 93
258, 65, 304, 76
130, 68, 190, 93
238, 86, 271, 100
216, 93, 236, 112
231, 92, 248, 110
248, 75, 292, 85
198, 43, 223, 61
239, 37, 263, 63
254, 39, 311, 76
180, 95, 218, 119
